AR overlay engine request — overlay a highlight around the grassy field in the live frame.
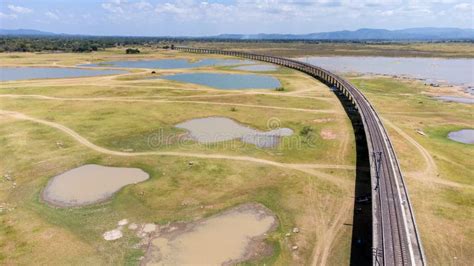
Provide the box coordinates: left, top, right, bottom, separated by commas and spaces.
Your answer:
0, 49, 356, 265
185, 41, 474, 58
348, 76, 474, 265
1, 47, 472, 265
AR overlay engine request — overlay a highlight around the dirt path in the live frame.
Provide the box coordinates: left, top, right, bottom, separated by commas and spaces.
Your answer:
0, 87, 331, 101
318, 141, 356, 264
1, 58, 355, 265
336, 129, 351, 166
0, 72, 329, 100
0, 79, 348, 264
381, 118, 470, 188
286, 88, 317, 95
0, 110, 352, 185
169, 91, 333, 101
382, 118, 437, 175
0, 94, 335, 114
311, 199, 352, 266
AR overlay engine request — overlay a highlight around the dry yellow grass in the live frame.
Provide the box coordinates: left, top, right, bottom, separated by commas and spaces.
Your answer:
0, 49, 355, 265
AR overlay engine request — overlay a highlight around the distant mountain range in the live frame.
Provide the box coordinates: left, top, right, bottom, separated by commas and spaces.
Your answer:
0, 29, 58, 36
1, 27, 473, 40
213, 28, 474, 40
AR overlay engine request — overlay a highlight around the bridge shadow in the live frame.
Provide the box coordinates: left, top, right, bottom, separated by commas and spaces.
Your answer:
332, 87, 372, 265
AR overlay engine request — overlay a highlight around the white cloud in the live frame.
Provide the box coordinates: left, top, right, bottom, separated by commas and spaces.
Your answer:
8, 5, 33, 14
102, 3, 124, 13
155, 3, 190, 15
381, 10, 395, 16
150, 0, 312, 23
99, 0, 472, 26
45, 11, 60, 20
101, 0, 153, 15
135, 1, 153, 10
152, 0, 429, 23
91, 0, 474, 34
0, 12, 17, 19
154, 1, 237, 22
454, 3, 472, 11
110, 0, 127, 4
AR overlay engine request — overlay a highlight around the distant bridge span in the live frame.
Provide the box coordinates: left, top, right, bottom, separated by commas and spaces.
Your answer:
173, 46, 426, 265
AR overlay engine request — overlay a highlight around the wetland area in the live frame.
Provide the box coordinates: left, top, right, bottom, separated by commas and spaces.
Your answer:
0, 45, 473, 266
175, 116, 293, 148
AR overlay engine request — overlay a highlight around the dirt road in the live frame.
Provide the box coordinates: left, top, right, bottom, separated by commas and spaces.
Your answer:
0, 110, 353, 182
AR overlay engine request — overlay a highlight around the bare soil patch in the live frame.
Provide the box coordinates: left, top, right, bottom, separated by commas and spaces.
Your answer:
320, 129, 337, 140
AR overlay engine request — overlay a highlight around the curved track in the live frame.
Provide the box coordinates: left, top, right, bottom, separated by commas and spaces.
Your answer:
174, 46, 426, 265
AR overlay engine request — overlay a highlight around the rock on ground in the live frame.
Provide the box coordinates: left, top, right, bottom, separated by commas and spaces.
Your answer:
118, 219, 129, 226
103, 229, 123, 241
143, 223, 157, 233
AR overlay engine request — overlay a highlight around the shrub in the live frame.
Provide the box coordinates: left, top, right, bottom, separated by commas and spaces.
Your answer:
126, 48, 140, 54
300, 126, 313, 136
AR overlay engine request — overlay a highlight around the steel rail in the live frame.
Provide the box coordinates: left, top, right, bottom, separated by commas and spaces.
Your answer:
172, 46, 426, 266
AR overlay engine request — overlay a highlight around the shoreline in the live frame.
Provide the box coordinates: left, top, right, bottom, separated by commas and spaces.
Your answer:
342, 72, 474, 104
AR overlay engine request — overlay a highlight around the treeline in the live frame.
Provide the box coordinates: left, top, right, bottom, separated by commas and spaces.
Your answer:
0, 36, 173, 53
1, 35, 473, 53
125, 48, 140, 54
1, 37, 103, 52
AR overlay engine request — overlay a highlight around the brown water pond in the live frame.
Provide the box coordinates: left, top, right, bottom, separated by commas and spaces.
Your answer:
42, 164, 149, 207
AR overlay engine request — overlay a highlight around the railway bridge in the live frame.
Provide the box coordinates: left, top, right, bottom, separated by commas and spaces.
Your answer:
173, 46, 426, 265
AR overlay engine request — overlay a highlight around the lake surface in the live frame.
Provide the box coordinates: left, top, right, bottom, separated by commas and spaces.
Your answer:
161, 73, 281, 89
82, 58, 254, 69
0, 67, 126, 81
42, 164, 149, 207
298, 56, 474, 92
176, 117, 293, 148
233, 64, 278, 71
448, 129, 474, 144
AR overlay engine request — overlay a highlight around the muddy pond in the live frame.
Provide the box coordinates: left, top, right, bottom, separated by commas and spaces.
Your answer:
0, 67, 126, 81
42, 164, 149, 207
144, 203, 277, 265
161, 73, 281, 89
81, 58, 254, 69
448, 129, 474, 144
176, 117, 293, 148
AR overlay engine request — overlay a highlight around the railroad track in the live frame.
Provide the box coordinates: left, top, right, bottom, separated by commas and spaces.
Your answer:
173, 46, 426, 265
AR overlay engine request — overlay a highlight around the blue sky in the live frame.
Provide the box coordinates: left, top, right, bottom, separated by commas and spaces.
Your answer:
0, 0, 473, 36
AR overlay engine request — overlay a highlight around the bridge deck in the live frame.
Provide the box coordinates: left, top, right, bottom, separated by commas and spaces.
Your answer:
174, 46, 426, 265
